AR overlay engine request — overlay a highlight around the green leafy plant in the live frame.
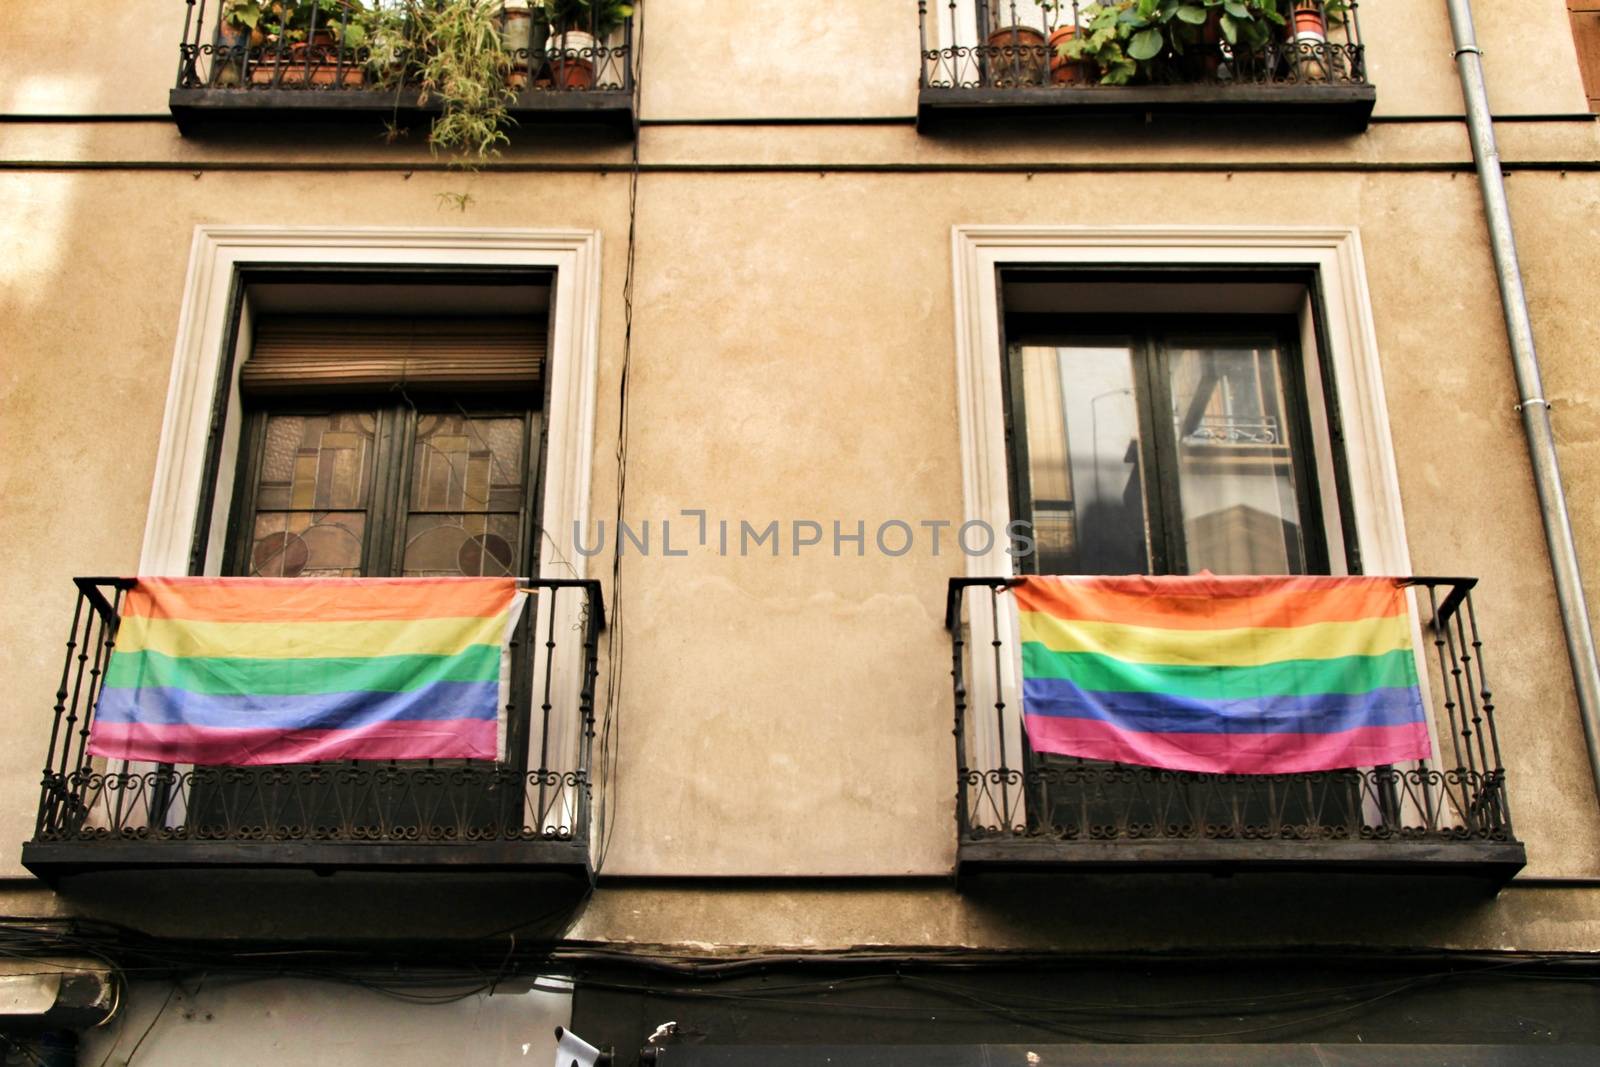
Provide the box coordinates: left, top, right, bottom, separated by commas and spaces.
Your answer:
222, 0, 268, 34
538, 0, 635, 37
1063, 0, 1300, 85
409, 0, 515, 164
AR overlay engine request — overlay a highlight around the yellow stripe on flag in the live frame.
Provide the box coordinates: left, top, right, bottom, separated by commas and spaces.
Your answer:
115, 613, 513, 661
1016, 610, 1413, 668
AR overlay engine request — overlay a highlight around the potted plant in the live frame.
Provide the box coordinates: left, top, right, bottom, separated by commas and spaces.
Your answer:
499, 0, 548, 90
212, 0, 267, 86
543, 0, 632, 90
1287, 1, 1351, 80
1039, 1, 1087, 86
1063, 0, 1287, 86
412, 0, 516, 159
250, 0, 369, 87
986, 17, 1047, 89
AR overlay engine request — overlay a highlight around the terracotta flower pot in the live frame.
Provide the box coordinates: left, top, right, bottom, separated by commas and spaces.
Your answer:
1292, 2, 1328, 42
251, 31, 366, 87
987, 25, 1047, 88
501, 1, 548, 90
1194, 10, 1224, 80
1048, 25, 1086, 86
213, 23, 249, 87
549, 29, 597, 90
1290, 1, 1329, 80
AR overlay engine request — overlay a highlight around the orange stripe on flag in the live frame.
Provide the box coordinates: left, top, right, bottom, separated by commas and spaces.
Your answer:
119, 577, 519, 623
1012, 574, 1407, 632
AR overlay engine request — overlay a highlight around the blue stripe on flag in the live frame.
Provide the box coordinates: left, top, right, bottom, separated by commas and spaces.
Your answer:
1021, 676, 1427, 736
93, 680, 500, 730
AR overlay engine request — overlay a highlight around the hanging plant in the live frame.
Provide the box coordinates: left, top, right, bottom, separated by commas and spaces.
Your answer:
407, 0, 515, 164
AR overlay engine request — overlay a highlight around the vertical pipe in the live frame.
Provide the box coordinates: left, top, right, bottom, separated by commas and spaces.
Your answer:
1446, 0, 1600, 808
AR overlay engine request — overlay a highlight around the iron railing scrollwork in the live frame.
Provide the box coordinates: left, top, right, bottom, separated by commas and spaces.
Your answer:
176, 1, 633, 97
31, 577, 603, 853
947, 576, 1516, 851
919, 1, 1368, 93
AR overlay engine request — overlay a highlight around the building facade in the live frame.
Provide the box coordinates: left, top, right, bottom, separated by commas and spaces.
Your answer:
3, 1, 1600, 1062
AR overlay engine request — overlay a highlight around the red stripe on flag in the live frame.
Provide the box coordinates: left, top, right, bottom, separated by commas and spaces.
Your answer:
1023, 714, 1432, 775
87, 718, 497, 765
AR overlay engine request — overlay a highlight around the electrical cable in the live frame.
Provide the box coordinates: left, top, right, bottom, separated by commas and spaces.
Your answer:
596, 0, 646, 877
106, 980, 177, 1067
5, 913, 1600, 1047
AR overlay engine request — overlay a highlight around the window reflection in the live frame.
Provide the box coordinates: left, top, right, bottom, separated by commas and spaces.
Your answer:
1018, 340, 1150, 575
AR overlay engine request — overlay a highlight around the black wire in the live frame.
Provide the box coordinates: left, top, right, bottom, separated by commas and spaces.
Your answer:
7, 913, 1600, 1045
1, 1034, 46, 1067
117, 980, 177, 1067
597, 0, 645, 876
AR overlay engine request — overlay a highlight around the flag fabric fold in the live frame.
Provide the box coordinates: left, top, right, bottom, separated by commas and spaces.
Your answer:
88, 577, 524, 766
1016, 574, 1432, 774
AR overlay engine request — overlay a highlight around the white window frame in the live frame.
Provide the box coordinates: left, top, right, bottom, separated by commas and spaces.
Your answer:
129, 225, 604, 835
950, 225, 1417, 828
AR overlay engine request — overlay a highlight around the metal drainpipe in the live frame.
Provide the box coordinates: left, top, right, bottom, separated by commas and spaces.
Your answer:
1445, 0, 1600, 806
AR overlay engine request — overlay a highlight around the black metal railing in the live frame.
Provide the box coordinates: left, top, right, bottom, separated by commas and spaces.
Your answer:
919, 0, 1367, 92
29, 577, 602, 855
946, 576, 1518, 861
176, 1, 632, 97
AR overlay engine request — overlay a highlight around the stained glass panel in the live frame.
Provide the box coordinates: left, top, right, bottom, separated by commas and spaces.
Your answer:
402, 415, 528, 578
249, 412, 377, 577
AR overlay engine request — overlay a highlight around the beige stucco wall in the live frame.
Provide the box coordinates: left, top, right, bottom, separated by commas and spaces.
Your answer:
3, 0, 1600, 956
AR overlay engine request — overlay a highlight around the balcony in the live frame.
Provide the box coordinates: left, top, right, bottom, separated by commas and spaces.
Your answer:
169, 1, 635, 136
917, 1, 1376, 131
21, 577, 603, 884
946, 576, 1526, 882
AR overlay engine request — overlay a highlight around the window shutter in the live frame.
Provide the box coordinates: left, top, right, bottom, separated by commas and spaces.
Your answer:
1573, 1, 1600, 112
241, 316, 546, 395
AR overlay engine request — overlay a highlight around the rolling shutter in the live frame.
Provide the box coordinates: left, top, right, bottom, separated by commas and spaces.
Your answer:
241, 316, 546, 395
1573, 1, 1600, 112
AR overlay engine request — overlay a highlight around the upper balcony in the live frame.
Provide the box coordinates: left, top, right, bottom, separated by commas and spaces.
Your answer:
946, 576, 1526, 883
21, 577, 603, 885
917, 1, 1376, 131
170, 1, 635, 136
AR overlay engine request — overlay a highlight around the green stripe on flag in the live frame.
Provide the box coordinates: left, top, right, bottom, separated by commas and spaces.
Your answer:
103, 645, 502, 696
1020, 643, 1419, 699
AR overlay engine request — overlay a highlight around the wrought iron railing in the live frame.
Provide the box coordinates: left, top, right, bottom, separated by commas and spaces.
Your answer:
176, 1, 632, 97
919, 1, 1367, 92
29, 577, 602, 854
946, 576, 1517, 856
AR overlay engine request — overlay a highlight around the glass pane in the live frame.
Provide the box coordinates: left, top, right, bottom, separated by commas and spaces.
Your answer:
1016, 340, 1150, 575
1166, 338, 1308, 575
402, 513, 522, 577
249, 411, 377, 577
249, 511, 367, 577
254, 412, 376, 511
402, 414, 528, 577
409, 414, 527, 513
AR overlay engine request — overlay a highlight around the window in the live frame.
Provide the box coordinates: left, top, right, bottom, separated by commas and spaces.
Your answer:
191, 302, 550, 832
1005, 316, 1328, 578
999, 272, 1362, 832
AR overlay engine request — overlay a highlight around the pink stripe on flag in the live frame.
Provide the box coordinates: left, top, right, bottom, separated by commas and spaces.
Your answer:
88, 719, 497, 766
1023, 716, 1433, 774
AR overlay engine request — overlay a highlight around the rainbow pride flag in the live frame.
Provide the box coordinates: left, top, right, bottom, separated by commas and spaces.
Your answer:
88, 577, 524, 766
1016, 574, 1432, 774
